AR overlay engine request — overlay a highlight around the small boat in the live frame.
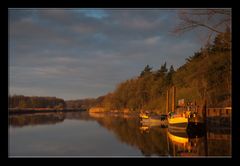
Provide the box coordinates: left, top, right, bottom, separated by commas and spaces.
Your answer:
141, 117, 167, 127
141, 114, 168, 127
168, 105, 204, 131
139, 111, 150, 119
168, 109, 190, 130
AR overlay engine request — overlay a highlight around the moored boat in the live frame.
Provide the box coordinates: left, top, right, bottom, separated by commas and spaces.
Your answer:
168, 106, 190, 130
168, 105, 205, 132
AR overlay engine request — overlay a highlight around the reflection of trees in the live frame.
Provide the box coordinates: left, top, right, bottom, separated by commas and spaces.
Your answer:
64, 111, 94, 121
10, 113, 65, 127
10, 112, 231, 156
90, 113, 231, 157
9, 111, 92, 127
91, 114, 169, 156
206, 128, 231, 156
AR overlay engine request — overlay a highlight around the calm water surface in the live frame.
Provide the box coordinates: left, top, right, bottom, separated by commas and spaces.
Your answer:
9, 111, 231, 157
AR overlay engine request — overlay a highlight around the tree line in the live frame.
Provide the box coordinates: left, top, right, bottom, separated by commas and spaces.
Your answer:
9, 95, 66, 109
65, 97, 104, 110
8, 95, 104, 110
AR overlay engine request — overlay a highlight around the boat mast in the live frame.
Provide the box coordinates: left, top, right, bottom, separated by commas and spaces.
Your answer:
172, 86, 176, 113
166, 89, 169, 114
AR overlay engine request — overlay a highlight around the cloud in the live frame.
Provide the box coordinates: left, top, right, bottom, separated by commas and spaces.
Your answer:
78, 9, 108, 19
144, 36, 161, 45
9, 9, 207, 100
129, 36, 162, 46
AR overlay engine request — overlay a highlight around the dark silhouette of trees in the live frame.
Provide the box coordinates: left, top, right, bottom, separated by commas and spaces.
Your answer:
9, 95, 66, 109
65, 96, 105, 109
165, 65, 175, 87
140, 65, 153, 77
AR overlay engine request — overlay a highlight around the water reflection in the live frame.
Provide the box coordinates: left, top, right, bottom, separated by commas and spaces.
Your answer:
9, 111, 93, 127
88, 112, 231, 157
9, 111, 231, 157
90, 113, 169, 156
167, 128, 206, 156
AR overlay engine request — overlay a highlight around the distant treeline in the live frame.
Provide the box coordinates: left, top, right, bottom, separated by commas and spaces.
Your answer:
8, 95, 103, 110
92, 30, 231, 113
65, 97, 104, 110
9, 95, 66, 109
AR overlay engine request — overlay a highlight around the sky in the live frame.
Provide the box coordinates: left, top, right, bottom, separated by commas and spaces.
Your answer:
9, 8, 213, 100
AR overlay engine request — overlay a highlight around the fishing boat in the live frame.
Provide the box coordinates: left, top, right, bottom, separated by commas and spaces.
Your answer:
166, 87, 205, 134
168, 105, 205, 132
168, 105, 190, 129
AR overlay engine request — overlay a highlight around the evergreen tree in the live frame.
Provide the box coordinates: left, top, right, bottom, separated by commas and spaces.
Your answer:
140, 65, 152, 77
155, 62, 168, 78
165, 65, 175, 87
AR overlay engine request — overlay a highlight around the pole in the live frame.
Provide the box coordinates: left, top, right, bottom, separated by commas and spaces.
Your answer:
203, 100, 207, 125
203, 99, 208, 156
172, 86, 176, 113
166, 89, 169, 114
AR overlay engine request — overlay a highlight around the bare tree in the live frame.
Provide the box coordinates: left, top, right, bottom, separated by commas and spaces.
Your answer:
173, 9, 231, 43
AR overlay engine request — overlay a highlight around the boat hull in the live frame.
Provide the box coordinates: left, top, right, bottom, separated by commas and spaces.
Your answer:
168, 117, 188, 130
168, 116, 205, 134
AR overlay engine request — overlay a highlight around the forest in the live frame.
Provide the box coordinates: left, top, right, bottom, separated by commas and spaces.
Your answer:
92, 29, 231, 114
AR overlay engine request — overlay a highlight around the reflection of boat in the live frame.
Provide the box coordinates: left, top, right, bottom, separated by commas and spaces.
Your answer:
167, 128, 206, 157
168, 131, 188, 144
139, 126, 150, 133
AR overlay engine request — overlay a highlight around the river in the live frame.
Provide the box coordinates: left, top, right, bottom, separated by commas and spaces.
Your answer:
9, 111, 231, 157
